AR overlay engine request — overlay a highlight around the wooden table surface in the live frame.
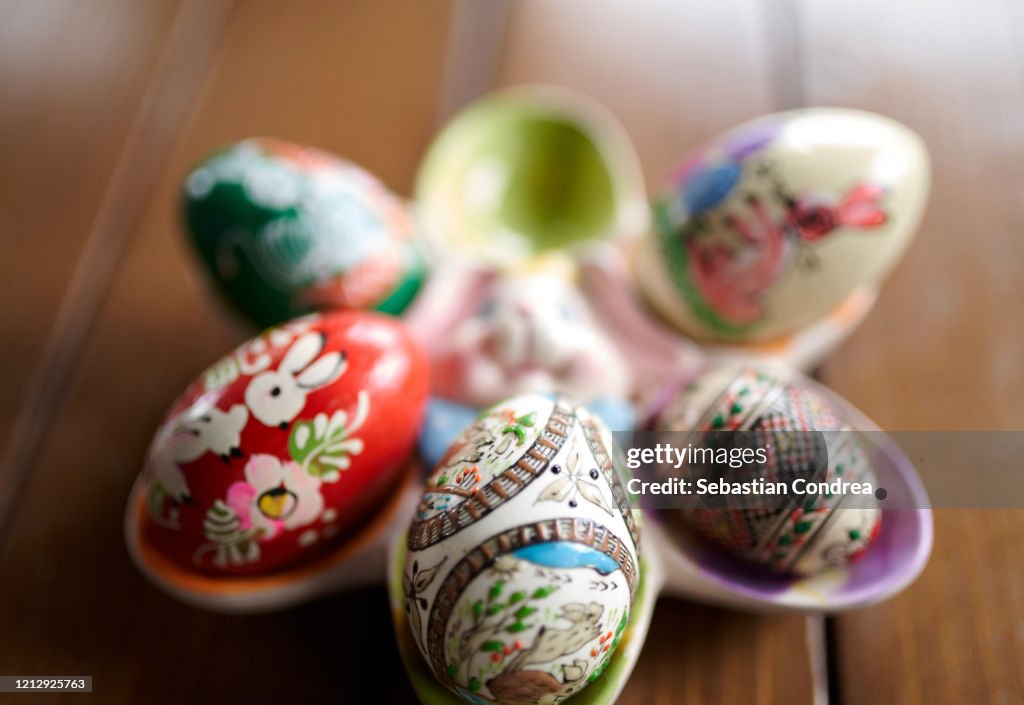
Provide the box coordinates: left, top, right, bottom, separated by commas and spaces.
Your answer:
0, 1, 1021, 703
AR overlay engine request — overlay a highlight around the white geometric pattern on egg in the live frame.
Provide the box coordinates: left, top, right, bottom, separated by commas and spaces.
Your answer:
404, 394, 640, 705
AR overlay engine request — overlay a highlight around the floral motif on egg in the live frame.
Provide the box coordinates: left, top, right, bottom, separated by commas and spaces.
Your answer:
227, 455, 324, 538
535, 417, 641, 548
140, 311, 428, 575
654, 117, 890, 335
193, 454, 325, 568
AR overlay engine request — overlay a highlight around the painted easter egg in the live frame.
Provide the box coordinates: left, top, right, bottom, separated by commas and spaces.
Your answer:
139, 311, 429, 575
656, 365, 880, 575
637, 108, 929, 342
402, 394, 641, 705
183, 137, 426, 328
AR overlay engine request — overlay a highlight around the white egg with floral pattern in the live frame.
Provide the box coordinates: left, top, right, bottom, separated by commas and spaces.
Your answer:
403, 394, 641, 705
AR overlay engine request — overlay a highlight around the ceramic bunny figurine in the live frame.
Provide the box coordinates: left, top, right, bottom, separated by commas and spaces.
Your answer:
432, 271, 631, 408
419, 269, 635, 469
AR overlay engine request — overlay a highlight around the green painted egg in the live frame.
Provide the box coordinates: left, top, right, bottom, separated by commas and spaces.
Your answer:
183, 138, 426, 327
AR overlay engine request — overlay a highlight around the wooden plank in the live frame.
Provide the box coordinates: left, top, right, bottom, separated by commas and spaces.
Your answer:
435, 0, 512, 123
0, 1, 452, 702
498, 2, 819, 703
498, 0, 776, 186
798, 0, 1024, 702
620, 603, 814, 704
0, 0, 233, 544
0, 0, 185, 482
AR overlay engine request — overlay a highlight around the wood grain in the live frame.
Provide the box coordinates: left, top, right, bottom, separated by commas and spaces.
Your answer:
0, 1, 451, 703
799, 0, 1024, 702
498, 0, 776, 187
0, 0, 184, 485
620, 604, 814, 704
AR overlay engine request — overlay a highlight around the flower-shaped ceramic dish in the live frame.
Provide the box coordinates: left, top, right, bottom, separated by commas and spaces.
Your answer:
128, 86, 934, 705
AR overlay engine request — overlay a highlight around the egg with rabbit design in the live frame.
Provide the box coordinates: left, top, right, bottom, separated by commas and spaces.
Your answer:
637, 108, 930, 342
401, 393, 641, 705
432, 270, 632, 408
137, 310, 429, 575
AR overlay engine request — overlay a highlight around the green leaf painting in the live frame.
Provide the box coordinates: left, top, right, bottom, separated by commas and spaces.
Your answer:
502, 411, 536, 444
288, 390, 369, 480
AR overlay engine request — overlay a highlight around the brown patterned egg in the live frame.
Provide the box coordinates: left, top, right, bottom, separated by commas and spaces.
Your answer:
656, 365, 881, 575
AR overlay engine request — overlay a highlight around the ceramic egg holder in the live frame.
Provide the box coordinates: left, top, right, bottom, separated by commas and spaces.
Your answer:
126, 86, 934, 705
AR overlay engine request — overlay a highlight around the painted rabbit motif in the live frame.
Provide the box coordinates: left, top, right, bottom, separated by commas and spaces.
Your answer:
203, 318, 313, 391
788, 183, 888, 241
432, 273, 631, 407
672, 124, 891, 330
148, 401, 249, 504
486, 602, 605, 704
245, 332, 347, 428
505, 601, 604, 671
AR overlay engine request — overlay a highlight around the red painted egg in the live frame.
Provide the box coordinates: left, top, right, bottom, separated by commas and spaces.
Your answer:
139, 311, 429, 575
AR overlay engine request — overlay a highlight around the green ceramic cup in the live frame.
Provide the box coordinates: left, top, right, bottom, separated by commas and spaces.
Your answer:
415, 86, 646, 268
